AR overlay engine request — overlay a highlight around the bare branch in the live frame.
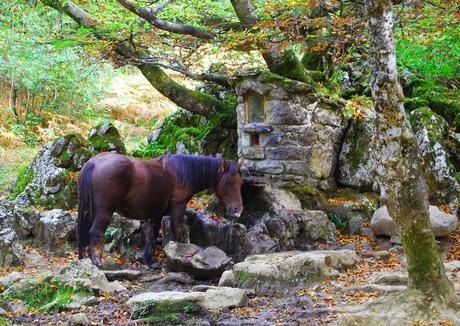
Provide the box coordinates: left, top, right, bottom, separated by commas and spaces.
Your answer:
116, 0, 214, 39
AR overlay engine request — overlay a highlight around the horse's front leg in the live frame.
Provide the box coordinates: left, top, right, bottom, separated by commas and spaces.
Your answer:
170, 202, 188, 243
142, 218, 161, 267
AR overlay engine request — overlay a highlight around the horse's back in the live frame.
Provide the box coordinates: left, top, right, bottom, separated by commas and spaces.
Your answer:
84, 152, 174, 219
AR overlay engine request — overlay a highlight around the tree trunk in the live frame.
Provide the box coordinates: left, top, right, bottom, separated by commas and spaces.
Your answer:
365, 0, 454, 300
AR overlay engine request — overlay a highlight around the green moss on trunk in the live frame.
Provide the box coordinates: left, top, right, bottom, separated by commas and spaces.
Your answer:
139, 64, 235, 128
400, 222, 454, 299
265, 49, 316, 85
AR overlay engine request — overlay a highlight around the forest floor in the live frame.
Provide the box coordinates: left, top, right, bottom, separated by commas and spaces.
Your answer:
3, 224, 459, 326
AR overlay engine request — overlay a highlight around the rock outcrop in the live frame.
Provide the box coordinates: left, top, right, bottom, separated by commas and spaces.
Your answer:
127, 287, 248, 320
233, 250, 358, 295
338, 106, 460, 208
0, 200, 24, 267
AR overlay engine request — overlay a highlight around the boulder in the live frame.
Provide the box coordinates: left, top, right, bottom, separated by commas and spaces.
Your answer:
57, 259, 126, 293
104, 213, 142, 254
369, 206, 395, 237
371, 205, 458, 237
263, 209, 335, 251
0, 274, 97, 312
338, 108, 379, 192
34, 209, 76, 255
164, 242, 232, 279
0, 200, 24, 267
88, 122, 126, 154
0, 272, 24, 289
218, 270, 235, 287
167, 208, 334, 263
127, 287, 247, 319
338, 106, 460, 208
233, 250, 358, 295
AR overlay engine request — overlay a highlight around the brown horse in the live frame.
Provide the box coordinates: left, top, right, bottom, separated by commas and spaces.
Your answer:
77, 152, 244, 268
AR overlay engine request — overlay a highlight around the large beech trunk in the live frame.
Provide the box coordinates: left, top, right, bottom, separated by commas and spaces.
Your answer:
365, 0, 454, 300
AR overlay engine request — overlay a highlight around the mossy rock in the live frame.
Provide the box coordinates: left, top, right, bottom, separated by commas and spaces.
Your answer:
51, 134, 95, 172
0, 277, 93, 312
88, 122, 126, 154
410, 107, 460, 204
132, 300, 202, 322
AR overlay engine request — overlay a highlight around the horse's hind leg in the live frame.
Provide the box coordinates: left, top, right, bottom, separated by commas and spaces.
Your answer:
143, 218, 162, 267
89, 209, 113, 268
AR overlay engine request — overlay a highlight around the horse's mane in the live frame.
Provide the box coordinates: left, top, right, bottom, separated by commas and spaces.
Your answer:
163, 154, 223, 192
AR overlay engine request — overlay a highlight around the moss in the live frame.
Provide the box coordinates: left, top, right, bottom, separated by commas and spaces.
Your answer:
132, 300, 201, 321
283, 184, 320, 198
33, 171, 78, 210
88, 122, 126, 154
0, 279, 92, 312
13, 165, 33, 199
282, 183, 329, 210
347, 120, 370, 173
270, 49, 316, 85
236, 271, 252, 284
401, 222, 454, 298
409, 107, 448, 144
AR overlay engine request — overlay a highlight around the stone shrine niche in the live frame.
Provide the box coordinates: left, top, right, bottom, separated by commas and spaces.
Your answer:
234, 71, 346, 191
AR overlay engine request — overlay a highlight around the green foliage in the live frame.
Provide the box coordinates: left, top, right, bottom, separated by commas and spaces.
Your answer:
104, 226, 123, 243
1, 279, 92, 312
0, 1, 114, 118
395, 7, 459, 79
12, 165, 33, 199
327, 213, 348, 232
133, 109, 211, 158
395, 3, 460, 128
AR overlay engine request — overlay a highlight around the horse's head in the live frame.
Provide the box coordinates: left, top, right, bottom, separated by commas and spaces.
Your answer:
216, 158, 244, 218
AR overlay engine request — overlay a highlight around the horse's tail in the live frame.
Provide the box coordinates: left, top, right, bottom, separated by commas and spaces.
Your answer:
77, 162, 95, 259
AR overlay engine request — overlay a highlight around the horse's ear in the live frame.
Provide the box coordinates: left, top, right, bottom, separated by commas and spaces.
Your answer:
237, 158, 244, 169
220, 159, 229, 172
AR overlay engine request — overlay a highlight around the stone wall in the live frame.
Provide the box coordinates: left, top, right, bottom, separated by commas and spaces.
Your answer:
234, 72, 346, 191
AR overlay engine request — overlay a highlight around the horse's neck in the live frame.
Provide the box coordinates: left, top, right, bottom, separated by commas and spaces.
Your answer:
190, 162, 221, 195
166, 155, 221, 195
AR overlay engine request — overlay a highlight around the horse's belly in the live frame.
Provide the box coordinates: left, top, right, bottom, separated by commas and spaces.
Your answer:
117, 198, 168, 220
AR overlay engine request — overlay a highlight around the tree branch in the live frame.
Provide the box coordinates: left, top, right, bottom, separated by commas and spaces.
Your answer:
142, 60, 231, 88
116, 0, 214, 39
40, 0, 233, 122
